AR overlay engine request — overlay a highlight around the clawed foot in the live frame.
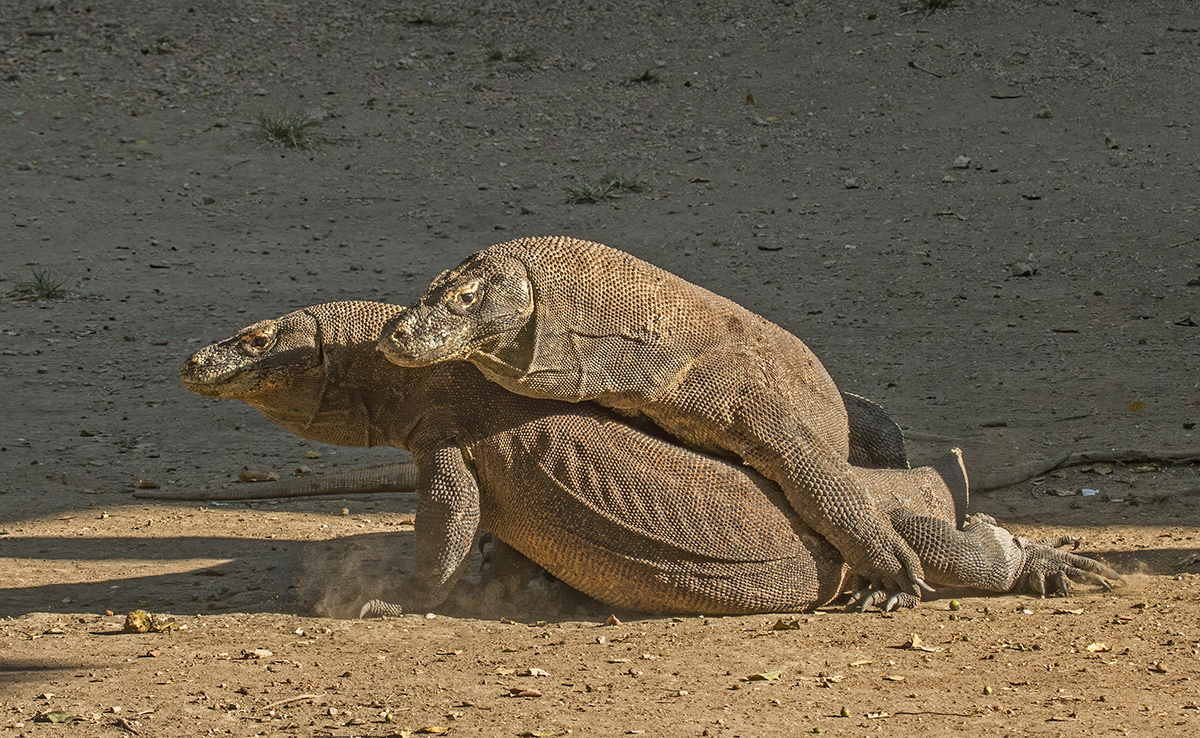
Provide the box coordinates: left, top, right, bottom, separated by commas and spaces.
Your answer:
1014, 537, 1122, 596
358, 599, 405, 618
845, 578, 935, 613
840, 532, 932, 612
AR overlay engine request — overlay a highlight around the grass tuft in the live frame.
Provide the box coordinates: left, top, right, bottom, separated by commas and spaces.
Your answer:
5, 268, 68, 300
564, 173, 648, 204
255, 109, 324, 148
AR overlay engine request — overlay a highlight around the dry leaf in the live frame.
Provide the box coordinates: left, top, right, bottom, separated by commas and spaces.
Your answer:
123, 610, 152, 633
238, 468, 279, 483
744, 671, 782, 682
122, 611, 174, 633
883, 675, 906, 682
850, 659, 873, 667
1127, 401, 1145, 412
1086, 643, 1111, 653
904, 634, 941, 652
243, 648, 274, 659
508, 687, 542, 698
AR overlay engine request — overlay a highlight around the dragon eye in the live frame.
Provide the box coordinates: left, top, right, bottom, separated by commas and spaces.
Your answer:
458, 290, 475, 306
242, 330, 272, 352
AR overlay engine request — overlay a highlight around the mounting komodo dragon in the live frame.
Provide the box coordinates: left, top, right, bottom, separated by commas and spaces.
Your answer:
178, 301, 1119, 616
379, 236, 966, 606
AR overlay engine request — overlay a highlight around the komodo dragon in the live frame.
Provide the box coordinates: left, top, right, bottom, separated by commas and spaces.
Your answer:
179, 301, 1119, 616
379, 236, 960, 605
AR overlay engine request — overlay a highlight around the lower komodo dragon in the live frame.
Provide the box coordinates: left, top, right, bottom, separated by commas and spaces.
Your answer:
379, 236, 962, 605
179, 300, 1119, 616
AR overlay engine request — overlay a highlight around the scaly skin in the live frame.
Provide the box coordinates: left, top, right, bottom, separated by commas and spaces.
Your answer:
181, 301, 1121, 616
379, 236, 961, 601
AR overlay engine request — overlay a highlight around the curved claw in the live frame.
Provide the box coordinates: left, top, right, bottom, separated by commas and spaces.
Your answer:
847, 587, 888, 613
897, 558, 929, 599
883, 592, 920, 612
1051, 571, 1071, 596
359, 599, 405, 618
844, 539, 934, 612
847, 586, 920, 613
1028, 570, 1047, 597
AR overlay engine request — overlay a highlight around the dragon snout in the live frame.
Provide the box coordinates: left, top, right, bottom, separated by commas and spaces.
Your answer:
378, 312, 437, 366
178, 348, 225, 386
388, 318, 413, 342
179, 352, 204, 379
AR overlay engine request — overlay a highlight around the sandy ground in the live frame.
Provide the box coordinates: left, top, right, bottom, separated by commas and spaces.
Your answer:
2, 0, 1200, 735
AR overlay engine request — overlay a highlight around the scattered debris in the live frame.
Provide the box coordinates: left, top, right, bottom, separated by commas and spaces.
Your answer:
122, 610, 177, 633
903, 634, 941, 653
238, 467, 280, 483
242, 648, 274, 659
507, 687, 542, 698
908, 60, 944, 77
744, 671, 782, 682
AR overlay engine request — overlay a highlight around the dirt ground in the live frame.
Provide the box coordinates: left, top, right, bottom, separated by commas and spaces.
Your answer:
3, 0, 1200, 735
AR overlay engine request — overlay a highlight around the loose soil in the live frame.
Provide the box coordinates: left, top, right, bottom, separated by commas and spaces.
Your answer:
2, 1, 1199, 736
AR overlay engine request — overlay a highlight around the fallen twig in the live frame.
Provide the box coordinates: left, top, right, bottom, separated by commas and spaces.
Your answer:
262, 694, 322, 711
908, 60, 944, 77
973, 449, 1200, 491
868, 709, 983, 718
